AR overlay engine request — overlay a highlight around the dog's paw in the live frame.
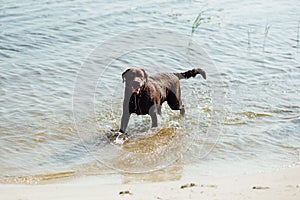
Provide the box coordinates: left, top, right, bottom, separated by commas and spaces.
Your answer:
106, 131, 119, 140
114, 132, 128, 145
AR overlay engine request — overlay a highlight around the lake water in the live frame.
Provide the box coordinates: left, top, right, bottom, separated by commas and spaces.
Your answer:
1, 0, 300, 184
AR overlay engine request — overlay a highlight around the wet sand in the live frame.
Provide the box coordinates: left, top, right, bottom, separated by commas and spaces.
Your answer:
1, 167, 299, 200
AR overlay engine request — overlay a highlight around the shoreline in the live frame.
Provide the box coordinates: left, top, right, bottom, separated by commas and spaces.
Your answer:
1, 166, 299, 200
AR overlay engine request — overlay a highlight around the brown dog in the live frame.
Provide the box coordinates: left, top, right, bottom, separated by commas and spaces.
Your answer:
119, 68, 206, 133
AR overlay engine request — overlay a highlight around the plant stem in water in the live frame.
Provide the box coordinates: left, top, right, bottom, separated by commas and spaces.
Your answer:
263, 23, 271, 52
297, 18, 300, 46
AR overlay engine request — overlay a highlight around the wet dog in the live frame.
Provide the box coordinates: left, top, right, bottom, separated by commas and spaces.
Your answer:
119, 68, 206, 133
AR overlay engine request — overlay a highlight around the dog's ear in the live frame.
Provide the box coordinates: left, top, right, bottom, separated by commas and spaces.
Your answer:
141, 69, 148, 82
122, 69, 131, 83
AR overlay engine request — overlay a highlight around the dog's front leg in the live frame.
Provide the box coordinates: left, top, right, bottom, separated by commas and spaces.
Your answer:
149, 106, 158, 127
150, 113, 158, 127
120, 90, 132, 133
120, 112, 130, 133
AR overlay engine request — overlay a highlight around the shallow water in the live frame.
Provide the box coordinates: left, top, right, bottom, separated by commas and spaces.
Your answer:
1, 0, 300, 184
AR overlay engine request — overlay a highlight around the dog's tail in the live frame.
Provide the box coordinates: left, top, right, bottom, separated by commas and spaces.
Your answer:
174, 68, 206, 80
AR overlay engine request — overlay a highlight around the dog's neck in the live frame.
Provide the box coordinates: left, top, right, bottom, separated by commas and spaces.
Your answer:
125, 83, 146, 98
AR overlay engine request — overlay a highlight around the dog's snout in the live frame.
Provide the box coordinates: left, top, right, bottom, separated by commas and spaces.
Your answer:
132, 81, 140, 88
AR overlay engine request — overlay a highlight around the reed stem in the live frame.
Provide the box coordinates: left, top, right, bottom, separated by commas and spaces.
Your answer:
263, 23, 271, 52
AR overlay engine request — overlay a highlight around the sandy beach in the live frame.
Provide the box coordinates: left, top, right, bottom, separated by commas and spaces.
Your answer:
1, 167, 299, 200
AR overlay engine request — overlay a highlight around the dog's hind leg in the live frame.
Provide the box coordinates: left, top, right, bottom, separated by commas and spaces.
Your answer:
167, 90, 185, 116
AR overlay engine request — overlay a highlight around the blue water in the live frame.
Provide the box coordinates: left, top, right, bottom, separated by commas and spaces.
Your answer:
0, 0, 300, 184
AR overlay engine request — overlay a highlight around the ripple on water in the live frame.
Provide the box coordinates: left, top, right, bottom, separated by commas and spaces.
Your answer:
1, 0, 300, 183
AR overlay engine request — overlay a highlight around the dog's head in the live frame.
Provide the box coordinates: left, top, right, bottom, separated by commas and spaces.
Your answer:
122, 68, 148, 95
